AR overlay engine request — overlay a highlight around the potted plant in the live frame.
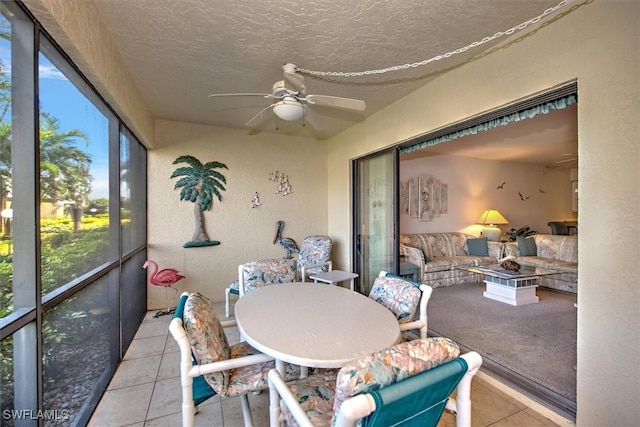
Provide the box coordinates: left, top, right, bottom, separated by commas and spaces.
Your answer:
505, 225, 537, 242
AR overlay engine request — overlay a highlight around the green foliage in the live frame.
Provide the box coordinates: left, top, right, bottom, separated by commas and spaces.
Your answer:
505, 225, 537, 242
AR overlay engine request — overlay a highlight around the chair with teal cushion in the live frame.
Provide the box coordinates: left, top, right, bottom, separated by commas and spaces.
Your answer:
170, 292, 301, 427
268, 337, 482, 427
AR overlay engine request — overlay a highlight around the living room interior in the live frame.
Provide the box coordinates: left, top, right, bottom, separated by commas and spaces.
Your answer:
398, 101, 579, 417
2, 1, 638, 426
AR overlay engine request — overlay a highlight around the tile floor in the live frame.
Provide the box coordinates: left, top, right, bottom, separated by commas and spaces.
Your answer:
89, 302, 564, 427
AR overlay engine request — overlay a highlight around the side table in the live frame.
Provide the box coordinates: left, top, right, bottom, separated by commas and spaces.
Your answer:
308, 270, 359, 291
399, 262, 419, 281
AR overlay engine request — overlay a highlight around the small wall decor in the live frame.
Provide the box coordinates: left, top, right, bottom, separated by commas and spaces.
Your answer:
251, 192, 261, 208
269, 171, 293, 195
518, 191, 530, 201
403, 174, 448, 219
497, 182, 506, 190
170, 155, 228, 248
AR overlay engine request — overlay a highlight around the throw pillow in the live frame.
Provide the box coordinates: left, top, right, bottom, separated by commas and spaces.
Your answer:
517, 236, 537, 256
467, 237, 489, 256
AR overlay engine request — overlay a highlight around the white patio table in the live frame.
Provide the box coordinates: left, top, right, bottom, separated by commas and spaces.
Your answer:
234, 282, 400, 426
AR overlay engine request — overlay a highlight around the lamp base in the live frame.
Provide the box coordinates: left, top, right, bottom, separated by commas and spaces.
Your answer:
481, 226, 502, 242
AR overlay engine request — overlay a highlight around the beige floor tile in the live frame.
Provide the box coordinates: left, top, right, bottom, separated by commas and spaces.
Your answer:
134, 321, 171, 339
218, 392, 270, 427
124, 335, 167, 360
88, 383, 154, 427
492, 408, 560, 426
108, 355, 162, 390
146, 376, 184, 420
157, 350, 180, 380
164, 334, 180, 353
466, 380, 526, 426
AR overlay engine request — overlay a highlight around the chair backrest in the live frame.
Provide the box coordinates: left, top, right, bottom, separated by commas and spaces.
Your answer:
547, 221, 570, 235
238, 258, 297, 295
297, 235, 333, 276
331, 338, 480, 427
171, 293, 219, 406
368, 273, 422, 323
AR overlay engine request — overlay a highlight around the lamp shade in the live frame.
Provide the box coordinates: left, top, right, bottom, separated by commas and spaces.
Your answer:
272, 98, 304, 121
476, 209, 508, 225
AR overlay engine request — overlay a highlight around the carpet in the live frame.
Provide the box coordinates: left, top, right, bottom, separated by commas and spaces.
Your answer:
427, 282, 577, 402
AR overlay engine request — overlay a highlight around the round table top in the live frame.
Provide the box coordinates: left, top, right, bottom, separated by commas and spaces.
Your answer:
234, 282, 401, 369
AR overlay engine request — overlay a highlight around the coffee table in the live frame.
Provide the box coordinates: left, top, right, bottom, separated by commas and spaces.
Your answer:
460, 264, 561, 306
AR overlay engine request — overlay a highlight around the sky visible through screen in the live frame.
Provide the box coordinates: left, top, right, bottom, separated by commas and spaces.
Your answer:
0, 18, 110, 201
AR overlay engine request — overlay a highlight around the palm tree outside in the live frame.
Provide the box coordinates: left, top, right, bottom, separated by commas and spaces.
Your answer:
170, 155, 228, 247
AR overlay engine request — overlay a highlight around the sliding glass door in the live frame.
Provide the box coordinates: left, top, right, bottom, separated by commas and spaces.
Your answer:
352, 149, 398, 294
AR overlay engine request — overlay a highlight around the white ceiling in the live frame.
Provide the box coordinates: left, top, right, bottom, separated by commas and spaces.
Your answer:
86, 0, 577, 165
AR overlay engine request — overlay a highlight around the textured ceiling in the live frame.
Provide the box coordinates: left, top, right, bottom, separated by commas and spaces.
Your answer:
89, 2, 563, 129
86, 0, 576, 166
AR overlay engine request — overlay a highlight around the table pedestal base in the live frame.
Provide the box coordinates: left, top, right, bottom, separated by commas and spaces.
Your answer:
483, 280, 539, 306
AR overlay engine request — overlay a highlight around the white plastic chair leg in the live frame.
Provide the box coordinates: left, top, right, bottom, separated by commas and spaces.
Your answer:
225, 288, 231, 317
240, 394, 254, 427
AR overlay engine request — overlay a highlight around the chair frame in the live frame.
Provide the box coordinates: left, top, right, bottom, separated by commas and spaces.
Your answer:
170, 292, 274, 427
268, 351, 482, 427
378, 270, 433, 339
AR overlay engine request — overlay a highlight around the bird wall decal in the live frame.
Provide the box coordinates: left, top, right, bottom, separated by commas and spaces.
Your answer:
497, 182, 506, 190
143, 260, 186, 317
518, 191, 530, 201
538, 189, 547, 194
273, 220, 299, 258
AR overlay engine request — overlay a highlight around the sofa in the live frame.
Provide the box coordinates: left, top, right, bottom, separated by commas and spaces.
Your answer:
504, 234, 577, 293
399, 232, 503, 288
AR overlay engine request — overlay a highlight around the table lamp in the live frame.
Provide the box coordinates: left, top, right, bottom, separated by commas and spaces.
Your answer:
476, 209, 508, 241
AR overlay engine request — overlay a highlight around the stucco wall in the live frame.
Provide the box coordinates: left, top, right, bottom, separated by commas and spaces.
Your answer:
326, 1, 639, 424
148, 120, 328, 308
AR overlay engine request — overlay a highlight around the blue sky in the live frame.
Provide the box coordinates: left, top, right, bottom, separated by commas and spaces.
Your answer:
1, 22, 110, 200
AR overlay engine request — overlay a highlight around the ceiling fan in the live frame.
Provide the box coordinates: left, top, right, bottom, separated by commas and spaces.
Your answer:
208, 63, 366, 131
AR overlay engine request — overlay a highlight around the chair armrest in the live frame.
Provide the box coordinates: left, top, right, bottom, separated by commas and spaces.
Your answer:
301, 261, 333, 282
190, 353, 274, 378
268, 369, 316, 427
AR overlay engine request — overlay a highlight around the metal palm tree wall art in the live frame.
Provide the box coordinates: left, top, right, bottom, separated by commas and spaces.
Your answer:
170, 155, 228, 248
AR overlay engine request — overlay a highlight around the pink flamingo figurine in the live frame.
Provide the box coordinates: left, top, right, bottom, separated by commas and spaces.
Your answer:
143, 260, 186, 317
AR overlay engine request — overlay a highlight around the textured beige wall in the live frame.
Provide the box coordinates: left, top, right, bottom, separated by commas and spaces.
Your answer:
148, 120, 328, 308
326, 1, 639, 424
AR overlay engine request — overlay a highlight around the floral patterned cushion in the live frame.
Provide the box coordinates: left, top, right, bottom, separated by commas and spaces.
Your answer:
183, 292, 231, 391
279, 371, 338, 427
297, 235, 333, 277
278, 338, 460, 427
368, 275, 421, 323
240, 258, 297, 293
331, 337, 460, 426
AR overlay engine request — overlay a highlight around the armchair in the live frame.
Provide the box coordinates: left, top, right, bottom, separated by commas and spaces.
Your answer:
268, 338, 482, 427
369, 271, 433, 340
170, 292, 301, 427
225, 235, 332, 317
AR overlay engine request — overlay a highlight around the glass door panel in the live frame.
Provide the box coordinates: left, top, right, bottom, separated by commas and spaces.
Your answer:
353, 149, 398, 295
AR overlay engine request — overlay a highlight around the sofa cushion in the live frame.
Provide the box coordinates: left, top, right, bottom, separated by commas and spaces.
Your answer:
400, 233, 468, 259
517, 236, 537, 256
467, 237, 489, 256
534, 234, 578, 263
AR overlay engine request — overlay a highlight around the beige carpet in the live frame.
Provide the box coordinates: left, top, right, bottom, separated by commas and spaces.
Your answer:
427, 282, 577, 403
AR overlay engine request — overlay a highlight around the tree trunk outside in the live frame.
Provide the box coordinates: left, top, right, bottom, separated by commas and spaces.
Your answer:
191, 198, 210, 242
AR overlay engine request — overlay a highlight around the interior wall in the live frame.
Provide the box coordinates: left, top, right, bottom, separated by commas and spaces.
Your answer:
326, 1, 639, 424
147, 120, 328, 309
399, 155, 574, 237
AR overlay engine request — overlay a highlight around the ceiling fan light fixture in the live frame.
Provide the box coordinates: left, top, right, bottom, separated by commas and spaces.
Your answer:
273, 99, 304, 121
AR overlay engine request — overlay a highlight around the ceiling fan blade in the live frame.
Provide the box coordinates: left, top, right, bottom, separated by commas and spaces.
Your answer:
302, 106, 323, 132
304, 94, 366, 111
245, 104, 275, 128
208, 93, 272, 98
